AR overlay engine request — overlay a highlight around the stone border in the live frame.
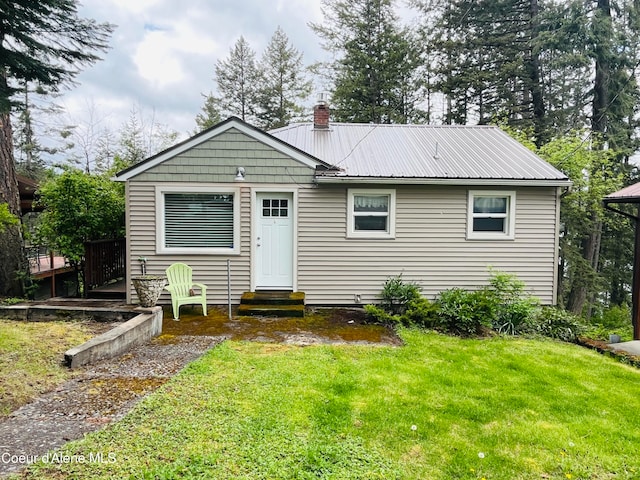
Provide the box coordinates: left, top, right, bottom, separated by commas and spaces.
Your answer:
577, 336, 640, 368
0, 304, 137, 322
64, 307, 163, 368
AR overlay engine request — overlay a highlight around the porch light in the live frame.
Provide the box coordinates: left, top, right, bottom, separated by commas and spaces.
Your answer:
234, 167, 246, 182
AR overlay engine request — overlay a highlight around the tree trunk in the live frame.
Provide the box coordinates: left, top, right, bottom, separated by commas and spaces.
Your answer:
0, 110, 26, 297
592, 0, 611, 136
567, 0, 612, 315
528, 0, 547, 146
567, 216, 603, 315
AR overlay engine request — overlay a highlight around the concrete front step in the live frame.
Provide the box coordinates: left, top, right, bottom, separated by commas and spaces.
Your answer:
237, 303, 305, 318
238, 291, 305, 317
240, 291, 305, 305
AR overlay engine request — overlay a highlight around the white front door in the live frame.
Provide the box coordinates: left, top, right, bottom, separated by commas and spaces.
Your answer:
256, 192, 294, 289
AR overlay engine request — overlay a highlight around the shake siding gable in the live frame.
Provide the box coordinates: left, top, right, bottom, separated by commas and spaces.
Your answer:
132, 129, 315, 184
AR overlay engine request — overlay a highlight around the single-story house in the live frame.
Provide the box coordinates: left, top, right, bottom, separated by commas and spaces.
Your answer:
114, 103, 570, 307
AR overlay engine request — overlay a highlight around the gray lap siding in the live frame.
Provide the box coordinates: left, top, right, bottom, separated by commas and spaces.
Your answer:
297, 185, 559, 305
126, 181, 559, 306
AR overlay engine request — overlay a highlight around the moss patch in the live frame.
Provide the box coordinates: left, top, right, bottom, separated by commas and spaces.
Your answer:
0, 320, 95, 416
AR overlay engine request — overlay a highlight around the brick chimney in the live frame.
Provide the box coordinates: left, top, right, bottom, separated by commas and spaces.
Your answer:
313, 93, 330, 129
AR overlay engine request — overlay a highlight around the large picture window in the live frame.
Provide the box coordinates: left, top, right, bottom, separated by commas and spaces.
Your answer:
157, 187, 240, 254
347, 189, 396, 238
467, 190, 515, 240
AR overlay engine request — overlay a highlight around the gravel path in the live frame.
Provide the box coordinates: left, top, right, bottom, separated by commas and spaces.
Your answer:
0, 335, 225, 477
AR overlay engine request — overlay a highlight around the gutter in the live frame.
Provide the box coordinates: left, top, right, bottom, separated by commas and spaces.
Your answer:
314, 176, 572, 187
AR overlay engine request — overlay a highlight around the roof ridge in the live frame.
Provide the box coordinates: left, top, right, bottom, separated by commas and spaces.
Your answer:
278, 123, 498, 129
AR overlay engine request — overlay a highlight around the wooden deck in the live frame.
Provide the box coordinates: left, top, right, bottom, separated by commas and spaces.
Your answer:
29, 254, 71, 277
87, 278, 126, 299
28, 254, 126, 299
28, 254, 75, 298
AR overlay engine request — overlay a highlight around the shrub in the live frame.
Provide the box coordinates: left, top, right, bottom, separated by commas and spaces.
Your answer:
364, 297, 439, 329
402, 297, 440, 328
580, 304, 633, 341
488, 271, 539, 335
363, 304, 398, 325
528, 307, 585, 342
591, 304, 631, 330
378, 275, 422, 315
436, 287, 496, 336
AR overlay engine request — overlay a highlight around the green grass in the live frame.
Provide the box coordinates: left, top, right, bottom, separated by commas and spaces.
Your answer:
0, 319, 93, 416
21, 329, 640, 479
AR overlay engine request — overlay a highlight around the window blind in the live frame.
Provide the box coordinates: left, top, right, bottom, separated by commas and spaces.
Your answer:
164, 193, 234, 248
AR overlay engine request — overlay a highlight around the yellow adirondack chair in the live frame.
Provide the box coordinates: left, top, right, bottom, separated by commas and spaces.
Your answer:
165, 263, 208, 321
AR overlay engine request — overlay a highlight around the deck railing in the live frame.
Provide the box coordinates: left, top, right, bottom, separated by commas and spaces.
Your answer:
84, 238, 126, 290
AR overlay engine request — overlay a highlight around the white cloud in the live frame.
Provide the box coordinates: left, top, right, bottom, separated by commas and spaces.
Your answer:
106, 0, 162, 15
60, 0, 330, 140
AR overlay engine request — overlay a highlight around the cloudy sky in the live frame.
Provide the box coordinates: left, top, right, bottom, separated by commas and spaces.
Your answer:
59, 0, 329, 140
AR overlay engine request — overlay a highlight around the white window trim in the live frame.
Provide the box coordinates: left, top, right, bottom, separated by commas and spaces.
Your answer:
156, 185, 241, 254
347, 189, 396, 239
467, 190, 516, 240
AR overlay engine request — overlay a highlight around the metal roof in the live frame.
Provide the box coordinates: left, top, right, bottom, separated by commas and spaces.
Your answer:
605, 182, 640, 203
269, 123, 569, 184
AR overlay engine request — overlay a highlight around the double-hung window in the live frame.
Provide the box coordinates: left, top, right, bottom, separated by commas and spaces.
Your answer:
467, 190, 515, 240
347, 189, 396, 238
156, 186, 240, 254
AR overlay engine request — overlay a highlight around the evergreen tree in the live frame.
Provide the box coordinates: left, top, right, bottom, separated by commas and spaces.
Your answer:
256, 27, 312, 130
537, 132, 623, 313
194, 93, 222, 133
13, 84, 46, 179
418, 0, 549, 140
0, 0, 113, 296
311, 0, 422, 123
214, 36, 260, 124
116, 106, 178, 169
417, 0, 640, 316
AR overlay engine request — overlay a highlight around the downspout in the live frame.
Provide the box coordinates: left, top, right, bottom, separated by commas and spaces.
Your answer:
603, 200, 640, 340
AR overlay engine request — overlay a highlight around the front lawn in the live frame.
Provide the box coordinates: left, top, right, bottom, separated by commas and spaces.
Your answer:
0, 319, 94, 416
22, 329, 640, 479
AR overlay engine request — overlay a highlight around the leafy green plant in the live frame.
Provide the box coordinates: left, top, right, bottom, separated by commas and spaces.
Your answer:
591, 304, 631, 330
488, 270, 540, 335
0, 297, 27, 306
528, 306, 585, 342
378, 275, 422, 315
36, 169, 125, 264
0, 203, 19, 233
402, 297, 440, 328
582, 304, 633, 341
436, 287, 496, 336
363, 304, 397, 325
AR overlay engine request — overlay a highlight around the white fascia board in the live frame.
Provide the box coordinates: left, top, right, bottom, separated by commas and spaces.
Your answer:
114, 119, 323, 182
314, 176, 571, 187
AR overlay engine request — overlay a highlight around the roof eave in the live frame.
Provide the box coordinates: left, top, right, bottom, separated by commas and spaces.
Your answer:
314, 176, 572, 187
603, 196, 640, 204
114, 116, 329, 182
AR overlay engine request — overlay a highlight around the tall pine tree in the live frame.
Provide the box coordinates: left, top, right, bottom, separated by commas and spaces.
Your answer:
256, 27, 312, 130
214, 36, 260, 124
311, 0, 422, 123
